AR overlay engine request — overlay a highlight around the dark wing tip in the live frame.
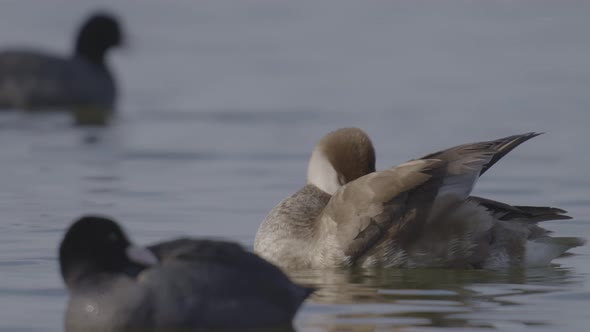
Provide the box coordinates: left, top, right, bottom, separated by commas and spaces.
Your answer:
479, 132, 543, 176
555, 215, 573, 220
471, 196, 573, 223
303, 286, 316, 298
525, 132, 544, 140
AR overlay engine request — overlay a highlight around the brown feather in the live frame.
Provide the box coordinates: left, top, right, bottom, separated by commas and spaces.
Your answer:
319, 159, 446, 264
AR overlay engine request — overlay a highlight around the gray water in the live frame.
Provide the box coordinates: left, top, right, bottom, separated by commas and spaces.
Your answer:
1, 1, 590, 331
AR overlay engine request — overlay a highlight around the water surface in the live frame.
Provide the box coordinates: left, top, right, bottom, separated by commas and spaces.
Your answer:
0, 1, 589, 331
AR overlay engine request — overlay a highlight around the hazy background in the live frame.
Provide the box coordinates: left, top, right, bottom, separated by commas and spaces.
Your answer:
0, 1, 589, 331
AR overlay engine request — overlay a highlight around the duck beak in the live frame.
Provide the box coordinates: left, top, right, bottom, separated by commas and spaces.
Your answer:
126, 245, 158, 267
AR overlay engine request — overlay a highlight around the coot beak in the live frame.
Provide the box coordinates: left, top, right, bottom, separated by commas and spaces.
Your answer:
126, 245, 158, 266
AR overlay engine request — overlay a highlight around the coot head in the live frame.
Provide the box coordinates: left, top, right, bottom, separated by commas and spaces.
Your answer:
59, 215, 157, 288
74, 12, 124, 66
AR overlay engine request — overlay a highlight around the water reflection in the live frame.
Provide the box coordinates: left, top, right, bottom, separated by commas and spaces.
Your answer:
66, 327, 296, 332
293, 266, 578, 331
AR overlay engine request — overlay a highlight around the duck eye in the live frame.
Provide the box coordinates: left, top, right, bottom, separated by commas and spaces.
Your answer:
107, 233, 119, 242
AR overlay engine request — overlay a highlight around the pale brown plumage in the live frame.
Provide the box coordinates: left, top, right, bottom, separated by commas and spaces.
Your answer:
317, 159, 446, 265
254, 128, 584, 270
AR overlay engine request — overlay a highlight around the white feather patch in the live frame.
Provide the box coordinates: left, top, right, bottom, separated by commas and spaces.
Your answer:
306, 149, 340, 195
524, 239, 570, 267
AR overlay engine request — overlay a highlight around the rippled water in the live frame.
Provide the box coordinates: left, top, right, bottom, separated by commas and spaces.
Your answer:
1, 1, 589, 331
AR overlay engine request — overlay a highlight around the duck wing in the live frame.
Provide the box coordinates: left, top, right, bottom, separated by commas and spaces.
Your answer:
469, 196, 572, 223
421, 132, 541, 177
317, 159, 446, 264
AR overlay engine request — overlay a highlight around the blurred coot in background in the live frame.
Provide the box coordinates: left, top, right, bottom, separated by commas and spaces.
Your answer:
0, 11, 124, 125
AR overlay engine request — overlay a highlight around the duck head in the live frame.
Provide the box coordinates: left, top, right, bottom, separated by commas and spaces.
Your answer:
306, 128, 376, 195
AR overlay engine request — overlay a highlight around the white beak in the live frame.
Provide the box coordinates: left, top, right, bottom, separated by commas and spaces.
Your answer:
126, 245, 159, 266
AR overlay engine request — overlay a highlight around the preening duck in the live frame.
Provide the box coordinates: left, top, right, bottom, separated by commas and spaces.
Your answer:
254, 128, 584, 270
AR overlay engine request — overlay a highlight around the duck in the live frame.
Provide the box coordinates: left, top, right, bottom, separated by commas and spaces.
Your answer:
0, 12, 123, 125
254, 128, 584, 270
59, 216, 312, 331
